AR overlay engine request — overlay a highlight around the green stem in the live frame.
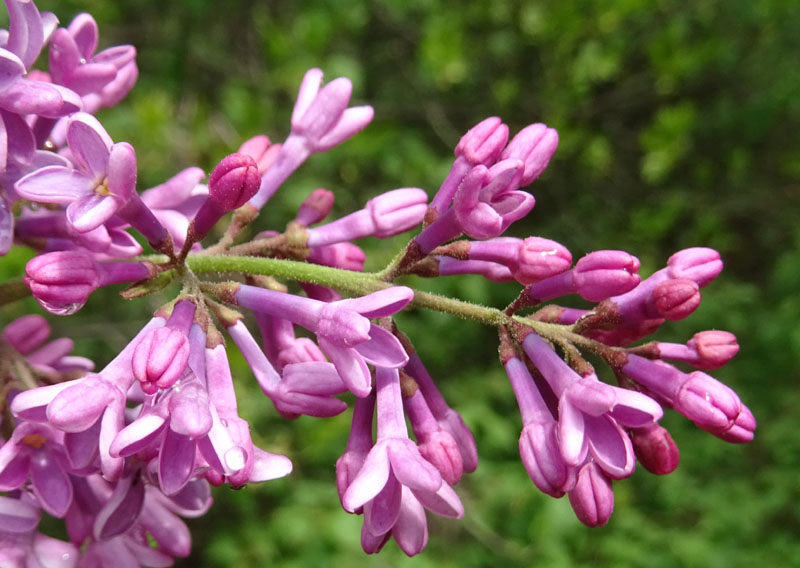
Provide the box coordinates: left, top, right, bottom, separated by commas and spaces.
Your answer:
0, 278, 31, 306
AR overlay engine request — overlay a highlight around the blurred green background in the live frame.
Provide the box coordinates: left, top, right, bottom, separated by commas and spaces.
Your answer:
4, 0, 800, 566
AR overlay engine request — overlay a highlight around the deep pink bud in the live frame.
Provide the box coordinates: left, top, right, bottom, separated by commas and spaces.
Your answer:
688, 330, 739, 369
667, 247, 723, 287
512, 237, 572, 285
295, 188, 335, 226
3, 314, 50, 354
716, 404, 756, 443
25, 250, 99, 315
404, 389, 463, 485
132, 327, 190, 394
573, 250, 641, 301
454, 116, 509, 166
675, 371, 743, 434
568, 462, 614, 527
500, 123, 559, 186
653, 278, 701, 321
631, 423, 680, 475
208, 153, 261, 211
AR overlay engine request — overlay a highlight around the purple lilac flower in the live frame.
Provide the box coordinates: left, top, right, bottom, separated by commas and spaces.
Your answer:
233, 284, 413, 397
522, 332, 663, 479
341, 367, 463, 556
14, 113, 136, 233
249, 68, 373, 210
503, 354, 575, 497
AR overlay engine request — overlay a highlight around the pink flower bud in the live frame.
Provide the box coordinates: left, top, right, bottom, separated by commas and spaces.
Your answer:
653, 278, 700, 321
208, 153, 261, 211
404, 389, 464, 485
305, 188, 427, 246
500, 123, 559, 186
667, 247, 722, 287
295, 188, 335, 225
568, 462, 614, 527
237, 135, 281, 174
367, 188, 428, 238
512, 236, 572, 285
454, 116, 509, 166
689, 330, 739, 369
308, 243, 366, 271
25, 250, 99, 314
573, 250, 641, 302
3, 314, 50, 354
716, 404, 756, 443
675, 371, 743, 433
291, 68, 374, 153
519, 421, 575, 497
631, 423, 680, 475
132, 326, 190, 394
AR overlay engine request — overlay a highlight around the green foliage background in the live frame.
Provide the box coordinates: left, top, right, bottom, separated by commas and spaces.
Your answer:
5, 0, 800, 566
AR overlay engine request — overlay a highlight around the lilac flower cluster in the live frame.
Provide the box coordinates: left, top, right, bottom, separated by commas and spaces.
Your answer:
0, 1, 753, 564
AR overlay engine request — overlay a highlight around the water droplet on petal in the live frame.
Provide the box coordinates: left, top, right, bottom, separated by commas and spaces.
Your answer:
224, 446, 247, 472
38, 299, 85, 316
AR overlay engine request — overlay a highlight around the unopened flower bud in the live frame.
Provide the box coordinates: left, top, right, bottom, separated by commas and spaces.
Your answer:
568, 462, 614, 527
305, 188, 427, 246
675, 371, 743, 433
455, 116, 509, 166
295, 188, 335, 226
500, 123, 559, 186
667, 247, 722, 287
688, 330, 739, 369
513, 237, 572, 285
132, 326, 190, 394
25, 250, 99, 315
367, 188, 428, 238
653, 278, 700, 321
308, 243, 366, 271
3, 315, 50, 354
237, 135, 281, 174
574, 250, 641, 301
208, 153, 261, 211
190, 153, 260, 242
631, 423, 680, 475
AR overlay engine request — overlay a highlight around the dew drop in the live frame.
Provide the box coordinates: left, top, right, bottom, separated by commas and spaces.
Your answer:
38, 299, 85, 316
224, 446, 247, 471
